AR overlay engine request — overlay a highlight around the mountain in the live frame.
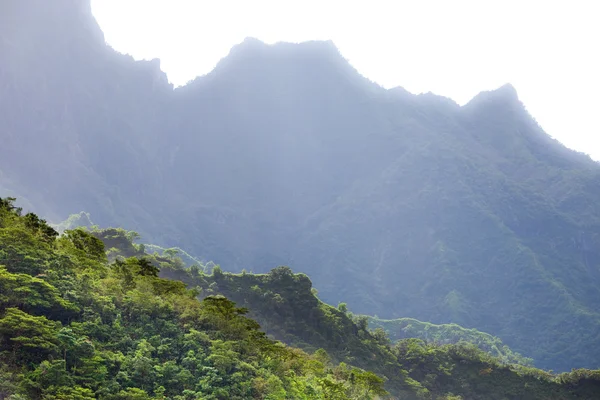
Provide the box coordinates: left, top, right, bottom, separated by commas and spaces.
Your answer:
0, 198, 391, 399
3, 200, 600, 399
156, 252, 600, 400
2, 0, 600, 372
0, 0, 171, 227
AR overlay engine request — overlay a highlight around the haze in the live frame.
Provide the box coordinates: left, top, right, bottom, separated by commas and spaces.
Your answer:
91, 0, 599, 160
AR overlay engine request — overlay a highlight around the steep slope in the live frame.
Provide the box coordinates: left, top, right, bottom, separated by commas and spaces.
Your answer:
154, 38, 400, 266
289, 88, 600, 370
158, 262, 600, 400
2, 0, 600, 372
0, 199, 389, 399
0, 0, 171, 228
5, 201, 600, 399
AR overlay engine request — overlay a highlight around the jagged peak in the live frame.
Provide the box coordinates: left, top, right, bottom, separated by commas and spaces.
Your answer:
464, 83, 521, 108
496, 82, 519, 99
485, 83, 520, 105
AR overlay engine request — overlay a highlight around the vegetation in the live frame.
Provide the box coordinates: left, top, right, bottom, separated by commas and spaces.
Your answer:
0, 198, 389, 399
3, 197, 600, 398
161, 259, 600, 399
3, 0, 600, 373
143, 245, 204, 268
367, 317, 533, 366
51, 211, 95, 233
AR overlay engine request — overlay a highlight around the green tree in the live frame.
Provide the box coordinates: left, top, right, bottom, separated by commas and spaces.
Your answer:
138, 258, 159, 277
0, 197, 22, 216
163, 247, 179, 258
62, 229, 106, 262
23, 212, 59, 242
0, 308, 60, 362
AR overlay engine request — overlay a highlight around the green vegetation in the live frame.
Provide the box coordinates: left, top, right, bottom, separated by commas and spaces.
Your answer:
367, 317, 533, 366
3, 199, 600, 398
51, 211, 95, 233
53, 212, 204, 268
3, 0, 600, 373
0, 198, 388, 399
161, 260, 600, 399
143, 245, 204, 268
4, 197, 600, 398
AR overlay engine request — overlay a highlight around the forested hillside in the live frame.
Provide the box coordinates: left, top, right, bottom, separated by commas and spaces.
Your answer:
2, 0, 600, 372
156, 255, 600, 399
366, 318, 533, 366
3, 199, 600, 399
0, 198, 390, 399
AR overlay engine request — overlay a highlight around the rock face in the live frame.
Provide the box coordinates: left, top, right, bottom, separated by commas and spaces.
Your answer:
2, 0, 600, 371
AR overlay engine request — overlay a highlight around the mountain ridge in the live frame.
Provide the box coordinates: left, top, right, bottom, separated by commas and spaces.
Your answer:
2, 0, 600, 372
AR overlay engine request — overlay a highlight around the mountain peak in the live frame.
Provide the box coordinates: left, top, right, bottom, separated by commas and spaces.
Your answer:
388, 86, 415, 98
203, 37, 379, 94
222, 37, 343, 63
463, 82, 523, 113
232, 36, 269, 53
494, 82, 519, 100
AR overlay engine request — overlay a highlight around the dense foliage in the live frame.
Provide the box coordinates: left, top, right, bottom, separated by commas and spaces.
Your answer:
0, 199, 389, 399
367, 317, 533, 367
4, 201, 600, 398
161, 261, 600, 399
3, 0, 600, 372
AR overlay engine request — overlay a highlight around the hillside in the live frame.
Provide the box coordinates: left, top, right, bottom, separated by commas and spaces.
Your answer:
156, 257, 600, 399
3, 203, 596, 399
2, 0, 600, 372
0, 198, 393, 399
367, 318, 533, 366
58, 213, 532, 365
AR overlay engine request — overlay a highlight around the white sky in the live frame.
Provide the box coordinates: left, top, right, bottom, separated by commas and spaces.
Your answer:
91, 0, 599, 160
